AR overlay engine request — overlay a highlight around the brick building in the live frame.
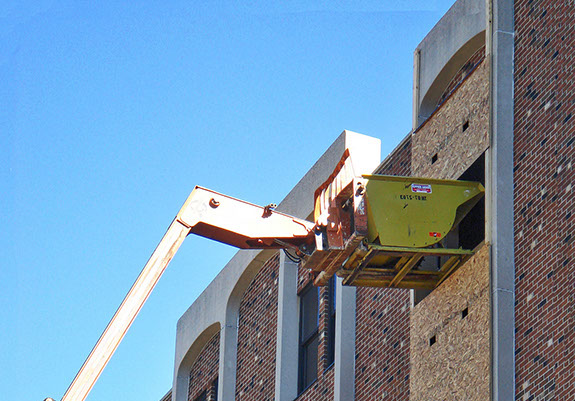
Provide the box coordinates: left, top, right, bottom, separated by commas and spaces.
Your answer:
163, 0, 574, 400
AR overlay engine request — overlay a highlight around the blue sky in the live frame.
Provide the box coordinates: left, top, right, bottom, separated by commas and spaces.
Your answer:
2, 1, 457, 400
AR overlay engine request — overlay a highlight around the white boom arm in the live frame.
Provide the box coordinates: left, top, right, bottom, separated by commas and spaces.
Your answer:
59, 187, 314, 401
61, 219, 191, 401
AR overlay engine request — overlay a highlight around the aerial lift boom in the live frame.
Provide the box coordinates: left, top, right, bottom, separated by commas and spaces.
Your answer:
59, 187, 315, 401
55, 150, 484, 401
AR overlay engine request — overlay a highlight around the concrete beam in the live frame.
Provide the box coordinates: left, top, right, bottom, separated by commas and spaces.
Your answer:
278, 130, 382, 219
333, 277, 356, 401
486, 0, 515, 399
218, 311, 239, 400
274, 253, 299, 401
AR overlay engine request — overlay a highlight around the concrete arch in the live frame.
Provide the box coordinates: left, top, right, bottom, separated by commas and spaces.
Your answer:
419, 31, 485, 120
414, 0, 486, 127
174, 322, 221, 401
172, 249, 272, 401
217, 249, 276, 400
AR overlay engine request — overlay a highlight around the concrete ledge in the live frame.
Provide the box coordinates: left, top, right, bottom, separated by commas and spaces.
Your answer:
415, 0, 486, 125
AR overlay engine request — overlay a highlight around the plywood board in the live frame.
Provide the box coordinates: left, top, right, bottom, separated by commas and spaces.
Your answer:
409, 245, 490, 401
412, 61, 490, 180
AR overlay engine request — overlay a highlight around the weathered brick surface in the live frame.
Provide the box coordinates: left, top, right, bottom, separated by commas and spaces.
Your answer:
186, 254, 280, 401
413, 60, 489, 179
374, 133, 412, 176
514, 0, 575, 399
297, 263, 315, 293
235, 254, 280, 401
188, 332, 219, 401
355, 288, 411, 400
356, 136, 412, 401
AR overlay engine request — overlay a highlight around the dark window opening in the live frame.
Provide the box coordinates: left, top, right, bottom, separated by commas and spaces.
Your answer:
429, 335, 436, 346
192, 377, 217, 401
193, 390, 207, 401
462, 307, 469, 319
298, 284, 319, 394
431, 153, 438, 164
414, 152, 485, 306
211, 378, 218, 401
325, 277, 336, 369
462, 120, 469, 132
457, 152, 485, 250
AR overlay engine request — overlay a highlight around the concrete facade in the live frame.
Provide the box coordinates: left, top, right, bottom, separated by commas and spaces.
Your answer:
164, 0, 575, 400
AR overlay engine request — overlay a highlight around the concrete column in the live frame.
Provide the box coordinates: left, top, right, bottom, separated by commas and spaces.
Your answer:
173, 368, 189, 401
333, 277, 356, 401
413, 49, 421, 129
486, 0, 515, 399
274, 252, 299, 401
218, 310, 239, 401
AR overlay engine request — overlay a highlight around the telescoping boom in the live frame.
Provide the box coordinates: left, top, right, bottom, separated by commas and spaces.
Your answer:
59, 187, 315, 401
54, 150, 484, 401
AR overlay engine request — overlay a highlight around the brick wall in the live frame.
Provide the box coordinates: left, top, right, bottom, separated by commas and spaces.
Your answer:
355, 134, 412, 400
188, 332, 219, 401
186, 254, 280, 401
374, 133, 412, 176
294, 367, 335, 401
355, 288, 411, 400
235, 253, 280, 401
513, 0, 575, 399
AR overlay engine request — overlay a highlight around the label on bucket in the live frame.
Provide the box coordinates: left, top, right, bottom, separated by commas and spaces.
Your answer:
411, 183, 432, 194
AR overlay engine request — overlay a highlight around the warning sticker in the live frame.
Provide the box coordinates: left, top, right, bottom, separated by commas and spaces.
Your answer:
411, 183, 432, 194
